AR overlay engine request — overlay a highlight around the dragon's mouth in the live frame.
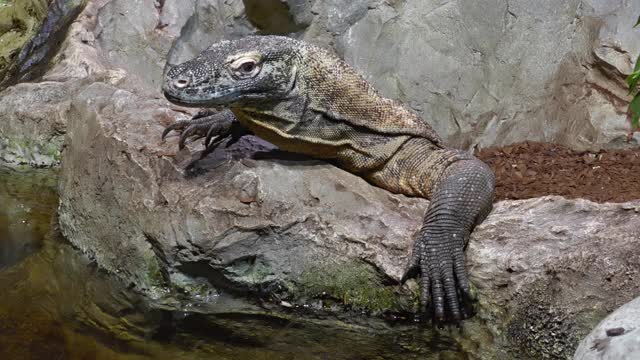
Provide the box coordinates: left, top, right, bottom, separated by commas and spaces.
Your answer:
164, 91, 192, 105
163, 87, 241, 107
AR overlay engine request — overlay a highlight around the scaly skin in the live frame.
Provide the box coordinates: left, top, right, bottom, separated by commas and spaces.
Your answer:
162, 35, 495, 324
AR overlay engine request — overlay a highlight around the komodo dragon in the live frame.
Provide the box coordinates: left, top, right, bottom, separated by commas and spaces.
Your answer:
161, 35, 495, 324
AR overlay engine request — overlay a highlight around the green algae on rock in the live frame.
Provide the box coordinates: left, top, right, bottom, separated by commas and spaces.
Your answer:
0, 134, 63, 167
298, 260, 417, 314
0, 0, 86, 87
0, 0, 48, 83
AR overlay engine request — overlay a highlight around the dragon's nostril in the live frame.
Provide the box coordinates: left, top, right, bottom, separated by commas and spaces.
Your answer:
174, 78, 190, 88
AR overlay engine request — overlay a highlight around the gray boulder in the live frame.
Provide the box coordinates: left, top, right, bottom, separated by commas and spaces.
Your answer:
574, 296, 640, 359
331, 0, 640, 150
469, 197, 640, 359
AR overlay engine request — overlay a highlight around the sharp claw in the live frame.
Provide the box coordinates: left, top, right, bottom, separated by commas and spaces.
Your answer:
178, 134, 188, 150
178, 130, 191, 150
162, 122, 182, 140
442, 267, 461, 322
431, 280, 446, 323
205, 124, 221, 147
179, 124, 204, 149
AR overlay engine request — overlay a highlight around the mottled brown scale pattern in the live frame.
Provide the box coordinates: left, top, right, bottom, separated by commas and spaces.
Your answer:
300, 46, 444, 146
368, 139, 472, 198
162, 35, 495, 324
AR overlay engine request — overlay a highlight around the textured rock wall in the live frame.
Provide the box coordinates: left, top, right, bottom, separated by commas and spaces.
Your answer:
107, 0, 640, 150
2, 0, 639, 167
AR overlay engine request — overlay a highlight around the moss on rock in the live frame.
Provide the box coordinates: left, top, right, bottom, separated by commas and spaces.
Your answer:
0, 135, 64, 167
297, 260, 416, 314
0, 0, 48, 81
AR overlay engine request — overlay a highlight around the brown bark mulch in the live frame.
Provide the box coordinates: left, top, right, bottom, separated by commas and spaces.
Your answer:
475, 141, 640, 203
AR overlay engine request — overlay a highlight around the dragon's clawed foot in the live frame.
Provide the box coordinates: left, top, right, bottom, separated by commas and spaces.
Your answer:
162, 109, 245, 155
401, 159, 494, 327
401, 229, 476, 327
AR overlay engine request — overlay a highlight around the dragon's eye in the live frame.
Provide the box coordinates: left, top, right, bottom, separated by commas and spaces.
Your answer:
229, 54, 262, 78
239, 61, 256, 73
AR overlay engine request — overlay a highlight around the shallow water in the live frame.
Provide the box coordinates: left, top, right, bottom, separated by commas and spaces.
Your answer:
0, 166, 468, 359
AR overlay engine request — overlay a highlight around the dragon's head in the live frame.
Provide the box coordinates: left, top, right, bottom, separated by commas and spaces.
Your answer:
163, 36, 301, 108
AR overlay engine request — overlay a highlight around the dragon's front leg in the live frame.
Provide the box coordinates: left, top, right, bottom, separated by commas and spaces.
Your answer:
162, 109, 250, 156
403, 159, 495, 324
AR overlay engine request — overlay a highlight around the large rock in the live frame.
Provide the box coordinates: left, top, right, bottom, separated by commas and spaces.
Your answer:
330, 0, 640, 150
57, 79, 425, 313
469, 197, 640, 359
574, 296, 640, 359
57, 75, 640, 358
0, 81, 71, 167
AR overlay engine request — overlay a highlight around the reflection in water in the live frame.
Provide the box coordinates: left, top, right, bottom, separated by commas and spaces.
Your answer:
0, 167, 56, 268
0, 166, 467, 359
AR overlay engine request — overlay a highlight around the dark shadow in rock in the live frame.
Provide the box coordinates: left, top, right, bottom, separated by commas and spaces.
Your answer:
177, 260, 256, 296
184, 135, 274, 177
175, 258, 285, 311
242, 0, 307, 35
184, 135, 330, 177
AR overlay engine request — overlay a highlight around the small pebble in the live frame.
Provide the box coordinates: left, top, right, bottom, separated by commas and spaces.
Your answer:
605, 327, 625, 337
